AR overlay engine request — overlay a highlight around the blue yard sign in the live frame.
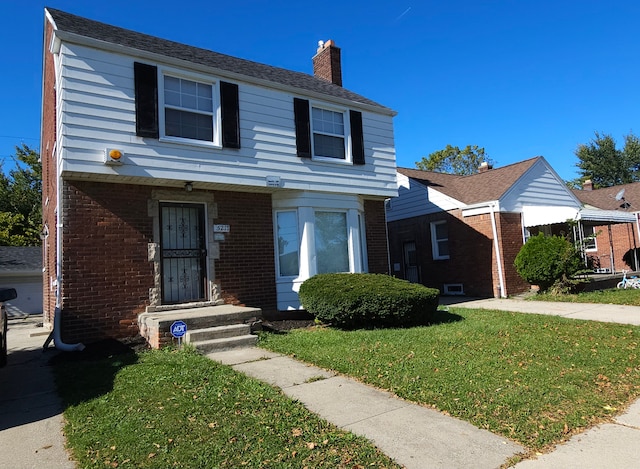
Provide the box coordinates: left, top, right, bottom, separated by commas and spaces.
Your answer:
170, 320, 188, 346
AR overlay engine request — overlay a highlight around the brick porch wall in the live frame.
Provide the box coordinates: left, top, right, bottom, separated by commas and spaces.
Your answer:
60, 181, 154, 343
364, 199, 390, 274
496, 212, 530, 296
212, 191, 277, 313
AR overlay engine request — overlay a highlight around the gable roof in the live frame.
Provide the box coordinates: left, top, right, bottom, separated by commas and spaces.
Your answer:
397, 157, 541, 204
45, 8, 393, 115
573, 182, 640, 212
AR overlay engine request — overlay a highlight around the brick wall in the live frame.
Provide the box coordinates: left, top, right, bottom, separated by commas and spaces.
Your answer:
388, 210, 529, 297
41, 21, 57, 327
496, 212, 529, 296
60, 181, 154, 343
589, 222, 639, 271
212, 191, 277, 313
364, 199, 389, 274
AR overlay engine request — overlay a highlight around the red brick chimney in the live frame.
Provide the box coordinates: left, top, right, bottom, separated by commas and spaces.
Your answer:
478, 161, 493, 173
313, 40, 342, 87
583, 179, 593, 191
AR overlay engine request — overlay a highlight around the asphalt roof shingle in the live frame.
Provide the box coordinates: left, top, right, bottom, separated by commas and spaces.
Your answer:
398, 157, 541, 204
0, 247, 42, 273
573, 182, 640, 212
45, 8, 392, 113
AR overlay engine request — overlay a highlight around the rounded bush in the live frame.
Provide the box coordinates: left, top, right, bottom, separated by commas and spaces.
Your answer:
514, 233, 582, 291
298, 273, 439, 329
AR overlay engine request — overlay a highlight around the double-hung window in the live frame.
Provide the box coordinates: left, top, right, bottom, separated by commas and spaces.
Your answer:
293, 98, 365, 164
134, 62, 241, 148
430, 220, 450, 260
312, 106, 346, 159
162, 74, 216, 143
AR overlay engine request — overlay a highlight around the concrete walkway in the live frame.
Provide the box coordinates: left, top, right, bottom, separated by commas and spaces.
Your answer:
207, 346, 524, 468
2, 298, 640, 468
0, 317, 75, 469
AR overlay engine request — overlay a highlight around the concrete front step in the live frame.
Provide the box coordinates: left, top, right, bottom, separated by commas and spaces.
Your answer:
189, 334, 258, 353
138, 304, 262, 349
185, 323, 251, 342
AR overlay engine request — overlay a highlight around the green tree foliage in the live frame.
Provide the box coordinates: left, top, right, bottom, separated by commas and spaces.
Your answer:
415, 144, 495, 175
574, 131, 640, 188
0, 144, 42, 246
514, 233, 582, 292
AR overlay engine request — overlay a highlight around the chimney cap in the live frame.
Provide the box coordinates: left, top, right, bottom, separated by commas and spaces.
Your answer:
316, 39, 336, 54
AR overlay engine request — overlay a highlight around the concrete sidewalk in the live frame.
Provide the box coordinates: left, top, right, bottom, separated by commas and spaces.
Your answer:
0, 316, 75, 469
441, 296, 640, 326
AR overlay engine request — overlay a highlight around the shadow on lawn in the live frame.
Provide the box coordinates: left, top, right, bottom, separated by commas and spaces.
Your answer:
427, 309, 464, 325
50, 337, 147, 407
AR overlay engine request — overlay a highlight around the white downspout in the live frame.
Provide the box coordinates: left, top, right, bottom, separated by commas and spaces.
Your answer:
51, 47, 84, 352
489, 203, 506, 298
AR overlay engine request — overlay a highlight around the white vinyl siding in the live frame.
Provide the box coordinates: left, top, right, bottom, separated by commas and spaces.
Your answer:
54, 43, 397, 198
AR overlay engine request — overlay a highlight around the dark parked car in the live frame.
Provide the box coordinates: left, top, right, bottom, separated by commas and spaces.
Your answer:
0, 288, 17, 367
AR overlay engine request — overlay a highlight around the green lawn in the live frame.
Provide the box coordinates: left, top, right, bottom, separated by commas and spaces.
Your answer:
259, 308, 640, 451
53, 347, 400, 469
531, 287, 640, 305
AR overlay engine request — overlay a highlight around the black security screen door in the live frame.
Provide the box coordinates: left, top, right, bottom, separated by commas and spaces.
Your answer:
159, 203, 207, 304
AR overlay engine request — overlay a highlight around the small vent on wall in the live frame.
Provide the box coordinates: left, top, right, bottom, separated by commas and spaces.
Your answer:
443, 283, 464, 295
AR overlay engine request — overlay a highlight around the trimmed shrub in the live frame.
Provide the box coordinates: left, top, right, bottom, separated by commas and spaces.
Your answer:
514, 233, 582, 292
298, 273, 439, 329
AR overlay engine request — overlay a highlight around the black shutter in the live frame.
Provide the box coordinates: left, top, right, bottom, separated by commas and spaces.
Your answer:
134, 62, 159, 139
350, 110, 365, 165
220, 81, 240, 149
294, 98, 311, 158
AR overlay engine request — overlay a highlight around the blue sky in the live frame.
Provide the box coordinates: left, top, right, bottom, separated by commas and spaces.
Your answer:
1, 0, 639, 182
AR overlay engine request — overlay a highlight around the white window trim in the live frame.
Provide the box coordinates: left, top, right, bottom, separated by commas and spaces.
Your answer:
309, 101, 351, 164
157, 67, 222, 149
430, 220, 450, 260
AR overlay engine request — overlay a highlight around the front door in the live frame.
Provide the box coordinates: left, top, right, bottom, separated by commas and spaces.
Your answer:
160, 203, 207, 304
403, 241, 420, 283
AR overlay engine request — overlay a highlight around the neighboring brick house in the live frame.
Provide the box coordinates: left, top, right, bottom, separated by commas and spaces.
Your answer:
386, 157, 585, 297
572, 181, 640, 273
41, 9, 397, 344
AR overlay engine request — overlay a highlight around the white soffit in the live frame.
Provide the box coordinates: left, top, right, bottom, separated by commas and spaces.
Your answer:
522, 206, 579, 227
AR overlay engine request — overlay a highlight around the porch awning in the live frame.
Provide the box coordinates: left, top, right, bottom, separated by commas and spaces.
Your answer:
575, 208, 636, 224
521, 206, 579, 228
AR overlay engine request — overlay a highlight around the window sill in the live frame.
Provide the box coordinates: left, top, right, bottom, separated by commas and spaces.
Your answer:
311, 156, 352, 166
159, 136, 222, 151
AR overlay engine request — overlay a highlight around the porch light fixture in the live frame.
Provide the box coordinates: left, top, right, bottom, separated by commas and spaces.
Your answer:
104, 148, 124, 165
184, 182, 193, 192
